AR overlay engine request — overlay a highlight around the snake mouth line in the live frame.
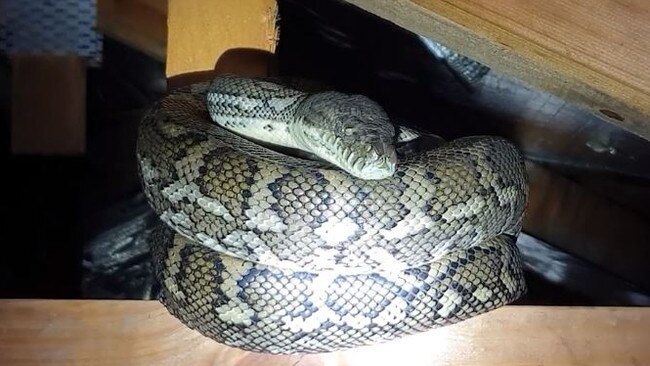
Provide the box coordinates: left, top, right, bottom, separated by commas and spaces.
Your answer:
306, 132, 396, 180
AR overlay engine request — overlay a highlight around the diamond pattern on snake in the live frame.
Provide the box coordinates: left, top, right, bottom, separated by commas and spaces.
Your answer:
137, 75, 528, 353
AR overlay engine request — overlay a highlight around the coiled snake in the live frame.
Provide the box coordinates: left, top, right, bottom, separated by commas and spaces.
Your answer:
137, 75, 528, 354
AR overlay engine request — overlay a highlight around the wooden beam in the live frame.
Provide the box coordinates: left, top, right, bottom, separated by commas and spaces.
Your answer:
97, 0, 167, 61
166, 0, 278, 78
0, 300, 648, 365
340, 0, 650, 140
525, 162, 650, 291
11, 56, 86, 155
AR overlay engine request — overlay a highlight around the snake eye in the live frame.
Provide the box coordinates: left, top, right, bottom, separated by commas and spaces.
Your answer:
344, 126, 355, 136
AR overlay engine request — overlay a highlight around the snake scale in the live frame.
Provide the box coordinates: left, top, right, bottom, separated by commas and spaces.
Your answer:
137, 75, 528, 354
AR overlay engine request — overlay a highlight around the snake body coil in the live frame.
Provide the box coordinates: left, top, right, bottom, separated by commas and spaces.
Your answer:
137, 77, 528, 354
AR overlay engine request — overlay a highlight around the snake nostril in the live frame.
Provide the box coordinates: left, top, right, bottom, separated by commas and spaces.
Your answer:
387, 149, 397, 165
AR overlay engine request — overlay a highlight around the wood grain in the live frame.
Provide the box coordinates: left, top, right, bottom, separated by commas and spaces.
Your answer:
0, 300, 648, 365
341, 0, 650, 140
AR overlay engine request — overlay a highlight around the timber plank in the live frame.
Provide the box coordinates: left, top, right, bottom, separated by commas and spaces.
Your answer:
0, 300, 648, 365
525, 162, 650, 291
341, 0, 650, 139
166, 0, 278, 78
11, 56, 86, 155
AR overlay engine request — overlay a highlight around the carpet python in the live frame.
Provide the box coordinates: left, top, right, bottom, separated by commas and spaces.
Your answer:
137, 75, 528, 353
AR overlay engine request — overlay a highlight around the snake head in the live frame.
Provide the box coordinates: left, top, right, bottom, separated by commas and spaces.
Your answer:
293, 92, 397, 180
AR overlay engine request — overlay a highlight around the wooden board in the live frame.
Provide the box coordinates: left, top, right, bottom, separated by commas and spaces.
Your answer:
97, 0, 168, 61
166, 0, 278, 78
525, 162, 650, 291
11, 56, 86, 155
0, 300, 648, 365
341, 0, 650, 140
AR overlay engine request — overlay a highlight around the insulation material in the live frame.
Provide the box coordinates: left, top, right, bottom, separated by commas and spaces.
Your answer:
0, 0, 102, 64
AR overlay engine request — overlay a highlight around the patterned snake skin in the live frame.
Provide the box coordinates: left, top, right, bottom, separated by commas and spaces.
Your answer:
137, 77, 528, 354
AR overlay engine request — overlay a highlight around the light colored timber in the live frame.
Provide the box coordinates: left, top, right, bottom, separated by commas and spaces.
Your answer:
166, 0, 278, 78
341, 0, 650, 140
0, 300, 648, 365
